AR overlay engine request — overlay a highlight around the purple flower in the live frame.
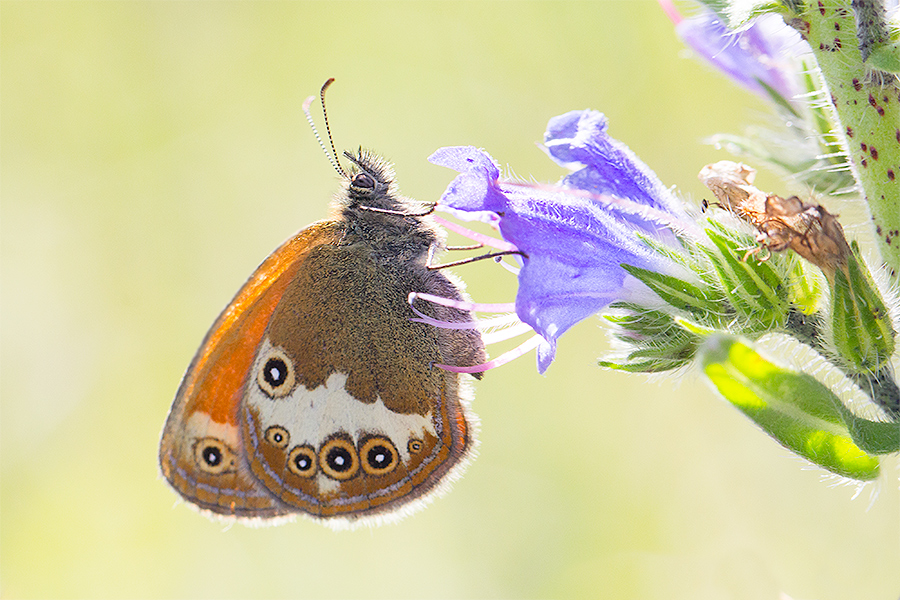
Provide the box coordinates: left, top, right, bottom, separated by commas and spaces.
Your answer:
660, 0, 805, 102
427, 110, 696, 373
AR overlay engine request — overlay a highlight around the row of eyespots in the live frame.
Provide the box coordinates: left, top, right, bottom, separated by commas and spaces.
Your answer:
265, 426, 420, 480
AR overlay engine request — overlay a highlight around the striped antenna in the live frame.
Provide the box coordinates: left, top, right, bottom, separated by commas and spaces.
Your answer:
302, 78, 347, 178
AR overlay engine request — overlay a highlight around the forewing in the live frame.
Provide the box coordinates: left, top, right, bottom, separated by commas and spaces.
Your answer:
159, 222, 341, 518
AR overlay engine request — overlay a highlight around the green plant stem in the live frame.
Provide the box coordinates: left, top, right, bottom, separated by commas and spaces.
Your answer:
793, 0, 900, 278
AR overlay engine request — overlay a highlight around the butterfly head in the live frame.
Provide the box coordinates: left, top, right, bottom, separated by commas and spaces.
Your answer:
342, 150, 394, 202
336, 149, 441, 252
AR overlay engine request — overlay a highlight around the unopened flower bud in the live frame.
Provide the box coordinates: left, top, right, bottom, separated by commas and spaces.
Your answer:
699, 334, 881, 480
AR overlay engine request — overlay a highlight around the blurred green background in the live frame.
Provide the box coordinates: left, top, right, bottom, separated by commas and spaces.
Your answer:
2, 2, 897, 598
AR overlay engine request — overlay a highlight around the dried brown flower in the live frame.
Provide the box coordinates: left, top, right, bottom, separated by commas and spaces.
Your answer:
699, 161, 851, 279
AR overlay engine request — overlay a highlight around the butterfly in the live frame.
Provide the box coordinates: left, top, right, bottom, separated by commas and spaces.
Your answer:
159, 82, 486, 526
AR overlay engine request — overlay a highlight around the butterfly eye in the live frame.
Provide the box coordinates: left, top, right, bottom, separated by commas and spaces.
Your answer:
407, 439, 424, 454
351, 172, 375, 189
193, 437, 236, 475
319, 438, 360, 480
360, 436, 399, 476
257, 347, 295, 398
264, 426, 290, 449
287, 445, 317, 477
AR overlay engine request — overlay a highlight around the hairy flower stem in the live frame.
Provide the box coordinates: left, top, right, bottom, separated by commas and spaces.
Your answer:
791, 0, 900, 278
785, 308, 900, 418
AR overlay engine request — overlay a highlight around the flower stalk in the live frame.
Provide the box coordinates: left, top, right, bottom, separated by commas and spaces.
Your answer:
793, 0, 900, 276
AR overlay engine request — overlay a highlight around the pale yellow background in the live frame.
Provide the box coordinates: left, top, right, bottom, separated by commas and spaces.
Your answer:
2, 2, 898, 599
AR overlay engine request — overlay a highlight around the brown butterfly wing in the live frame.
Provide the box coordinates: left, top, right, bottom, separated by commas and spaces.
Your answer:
240, 241, 481, 522
159, 221, 342, 518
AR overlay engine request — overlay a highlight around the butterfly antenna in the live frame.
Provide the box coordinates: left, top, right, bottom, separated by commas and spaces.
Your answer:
302, 77, 347, 178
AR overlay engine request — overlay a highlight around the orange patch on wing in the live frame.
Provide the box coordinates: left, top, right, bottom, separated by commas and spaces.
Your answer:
177, 223, 342, 426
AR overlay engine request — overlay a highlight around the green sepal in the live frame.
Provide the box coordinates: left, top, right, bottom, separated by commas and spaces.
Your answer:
757, 78, 801, 119
636, 231, 724, 296
601, 303, 701, 373
605, 302, 679, 337
701, 226, 790, 329
620, 264, 727, 322
598, 358, 691, 373
706, 131, 855, 194
830, 243, 896, 373
699, 334, 882, 480
786, 255, 823, 315
635, 230, 703, 274
801, 61, 836, 146
776, 0, 805, 15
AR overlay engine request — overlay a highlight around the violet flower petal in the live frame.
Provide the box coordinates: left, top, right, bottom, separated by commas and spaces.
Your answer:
676, 11, 804, 102
429, 110, 688, 372
543, 110, 689, 236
